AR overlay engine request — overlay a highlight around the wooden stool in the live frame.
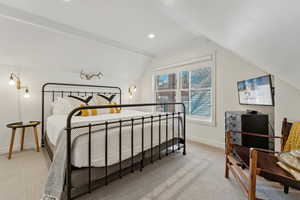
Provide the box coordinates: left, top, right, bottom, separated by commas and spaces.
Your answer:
6, 121, 40, 160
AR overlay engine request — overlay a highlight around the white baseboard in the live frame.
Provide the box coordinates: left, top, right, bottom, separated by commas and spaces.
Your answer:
188, 137, 225, 149
0, 143, 36, 155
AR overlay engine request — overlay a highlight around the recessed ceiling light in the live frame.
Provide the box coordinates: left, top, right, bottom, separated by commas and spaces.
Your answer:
148, 33, 156, 39
64, 0, 71, 2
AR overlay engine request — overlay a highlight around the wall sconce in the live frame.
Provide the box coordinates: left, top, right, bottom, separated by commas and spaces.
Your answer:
128, 85, 137, 99
9, 73, 30, 98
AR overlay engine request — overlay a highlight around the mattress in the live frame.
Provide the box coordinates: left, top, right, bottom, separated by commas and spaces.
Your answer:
46, 110, 181, 168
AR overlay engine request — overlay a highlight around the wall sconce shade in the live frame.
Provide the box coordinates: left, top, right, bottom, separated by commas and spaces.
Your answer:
9, 77, 15, 86
24, 88, 30, 98
129, 85, 137, 99
9, 72, 30, 98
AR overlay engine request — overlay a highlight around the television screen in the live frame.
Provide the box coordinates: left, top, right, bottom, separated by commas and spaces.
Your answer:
237, 75, 274, 106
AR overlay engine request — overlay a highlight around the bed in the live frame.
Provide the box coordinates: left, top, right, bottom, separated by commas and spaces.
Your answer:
41, 83, 186, 200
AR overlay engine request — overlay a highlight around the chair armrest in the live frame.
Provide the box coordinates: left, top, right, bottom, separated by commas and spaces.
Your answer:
250, 147, 280, 154
226, 130, 282, 140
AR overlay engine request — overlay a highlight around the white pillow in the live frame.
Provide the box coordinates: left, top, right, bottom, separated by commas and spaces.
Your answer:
91, 95, 109, 105
291, 149, 300, 159
278, 152, 300, 172
65, 96, 84, 108
90, 95, 110, 114
52, 97, 73, 115
277, 162, 300, 181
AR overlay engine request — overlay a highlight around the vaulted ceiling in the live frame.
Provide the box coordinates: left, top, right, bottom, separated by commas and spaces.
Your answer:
0, 0, 198, 57
0, 0, 299, 89
157, 0, 300, 90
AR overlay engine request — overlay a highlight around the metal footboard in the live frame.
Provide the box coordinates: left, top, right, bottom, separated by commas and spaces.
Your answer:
66, 103, 186, 200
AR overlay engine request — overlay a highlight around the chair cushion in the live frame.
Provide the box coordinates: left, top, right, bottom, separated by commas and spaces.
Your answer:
277, 162, 300, 181
278, 151, 300, 172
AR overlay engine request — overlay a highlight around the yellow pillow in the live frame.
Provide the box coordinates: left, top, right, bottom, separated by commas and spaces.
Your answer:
284, 122, 300, 152
109, 102, 121, 114
79, 104, 97, 116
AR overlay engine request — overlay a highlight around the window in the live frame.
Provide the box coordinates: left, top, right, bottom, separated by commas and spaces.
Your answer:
180, 67, 212, 118
155, 73, 177, 113
154, 56, 215, 124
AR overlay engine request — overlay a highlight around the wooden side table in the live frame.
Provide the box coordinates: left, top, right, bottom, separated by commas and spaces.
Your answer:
6, 121, 40, 159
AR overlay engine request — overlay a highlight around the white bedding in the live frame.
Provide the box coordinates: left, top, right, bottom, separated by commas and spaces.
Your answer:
47, 110, 181, 168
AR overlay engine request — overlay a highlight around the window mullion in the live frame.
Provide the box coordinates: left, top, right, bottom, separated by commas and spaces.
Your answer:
191, 88, 211, 92
177, 71, 180, 112
189, 70, 192, 114
192, 87, 211, 91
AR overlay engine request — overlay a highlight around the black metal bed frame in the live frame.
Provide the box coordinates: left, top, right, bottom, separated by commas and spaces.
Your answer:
41, 83, 186, 200
42, 82, 122, 146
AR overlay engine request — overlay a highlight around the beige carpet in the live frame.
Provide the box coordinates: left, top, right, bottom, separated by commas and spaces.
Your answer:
0, 141, 299, 200
0, 149, 49, 200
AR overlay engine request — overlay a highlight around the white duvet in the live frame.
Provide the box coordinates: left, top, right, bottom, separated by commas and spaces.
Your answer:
47, 110, 181, 168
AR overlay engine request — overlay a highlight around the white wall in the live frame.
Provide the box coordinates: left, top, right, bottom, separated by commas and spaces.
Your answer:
0, 65, 142, 154
1, 14, 298, 154
0, 16, 149, 154
1, 32, 298, 154
0, 66, 20, 154
274, 78, 300, 149
275, 78, 300, 124
137, 38, 274, 148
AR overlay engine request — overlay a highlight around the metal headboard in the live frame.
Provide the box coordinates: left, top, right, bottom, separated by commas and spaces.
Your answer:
41, 82, 122, 147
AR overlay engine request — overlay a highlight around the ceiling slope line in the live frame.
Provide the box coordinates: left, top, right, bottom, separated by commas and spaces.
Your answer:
0, 3, 154, 58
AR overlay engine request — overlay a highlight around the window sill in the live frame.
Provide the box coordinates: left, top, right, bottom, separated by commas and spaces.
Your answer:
186, 116, 216, 127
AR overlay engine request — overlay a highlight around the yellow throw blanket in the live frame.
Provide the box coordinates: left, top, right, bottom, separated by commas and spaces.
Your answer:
284, 121, 300, 152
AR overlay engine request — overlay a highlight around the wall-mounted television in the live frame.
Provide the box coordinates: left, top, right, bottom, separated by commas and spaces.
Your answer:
237, 75, 274, 106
